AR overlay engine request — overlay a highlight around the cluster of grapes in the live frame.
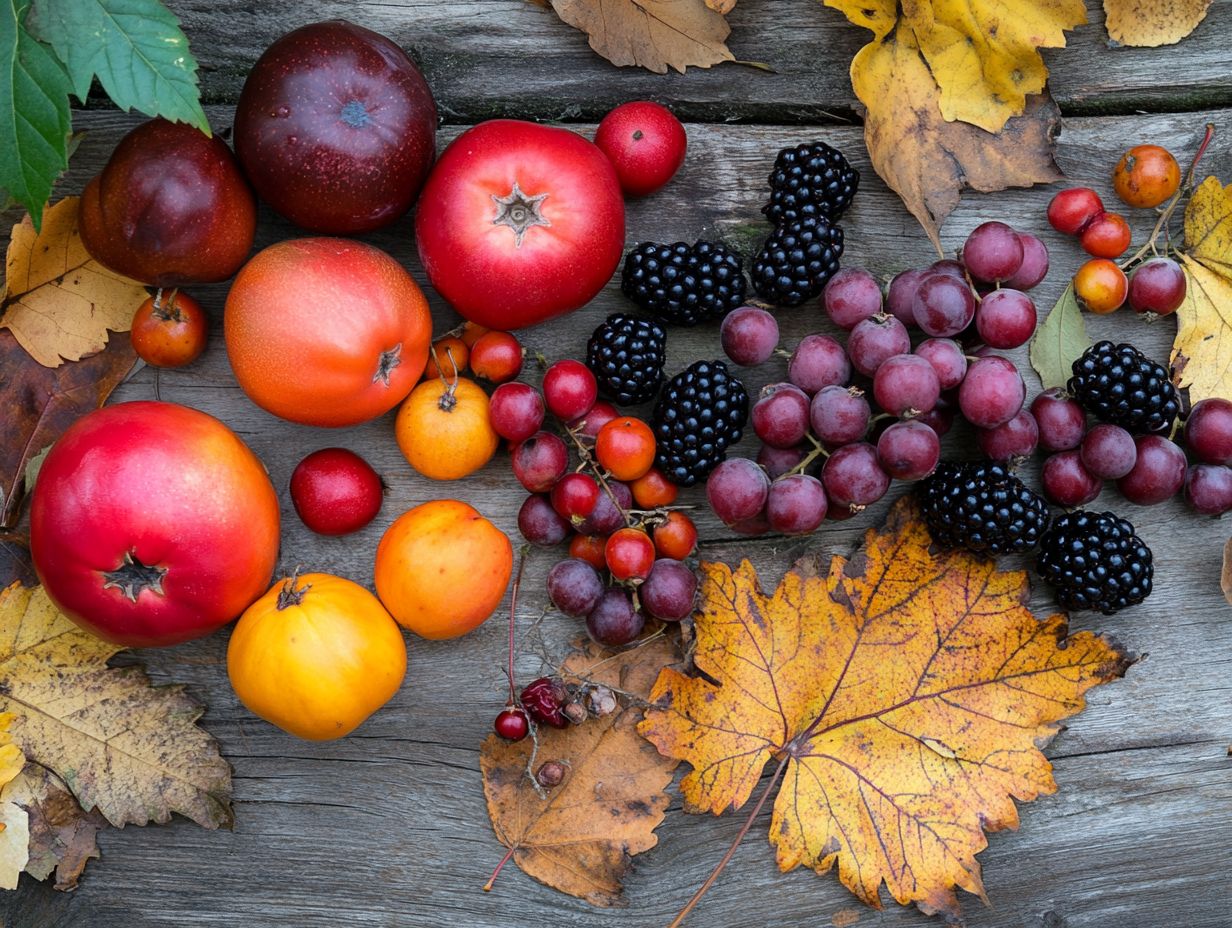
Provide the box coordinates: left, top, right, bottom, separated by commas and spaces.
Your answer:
487, 358, 702, 650
707, 220, 1051, 534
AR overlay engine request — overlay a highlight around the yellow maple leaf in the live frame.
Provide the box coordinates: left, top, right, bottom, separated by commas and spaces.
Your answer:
1104, 0, 1212, 47
1, 197, 148, 368
639, 498, 1130, 921
0, 583, 232, 829
1170, 177, 1232, 404
548, 0, 733, 74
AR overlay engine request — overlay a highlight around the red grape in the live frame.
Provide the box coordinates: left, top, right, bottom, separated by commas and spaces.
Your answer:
957, 356, 1025, 428
1079, 423, 1137, 480
757, 443, 807, 479
823, 267, 883, 330
752, 383, 812, 449
1031, 389, 1087, 452
1185, 397, 1232, 465
547, 558, 605, 617
977, 409, 1038, 461
912, 273, 976, 338
1004, 233, 1049, 290
641, 559, 698, 622
586, 589, 644, 646
1185, 464, 1232, 515
489, 382, 545, 443
1127, 257, 1186, 315
1117, 435, 1186, 505
788, 334, 851, 394
576, 480, 632, 535
512, 431, 569, 492
872, 354, 941, 417
518, 494, 571, 546
886, 269, 925, 327
847, 314, 910, 378
914, 337, 967, 390
822, 442, 890, 513
962, 221, 1024, 283
1047, 187, 1104, 235
542, 359, 597, 421
974, 288, 1037, 349
721, 306, 780, 367
810, 385, 871, 445
765, 474, 828, 534
876, 419, 940, 480
1041, 451, 1102, 506
706, 457, 770, 527
550, 472, 600, 521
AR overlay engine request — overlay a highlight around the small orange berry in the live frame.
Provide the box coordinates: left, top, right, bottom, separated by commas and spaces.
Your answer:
1073, 258, 1128, 314
630, 467, 678, 508
595, 416, 656, 481
1113, 145, 1181, 209
424, 336, 469, 380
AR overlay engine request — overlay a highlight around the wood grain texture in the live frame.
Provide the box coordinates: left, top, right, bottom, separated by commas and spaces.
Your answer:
159, 0, 1232, 121
3, 105, 1232, 927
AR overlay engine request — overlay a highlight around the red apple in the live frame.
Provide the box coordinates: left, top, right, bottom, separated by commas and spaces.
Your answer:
233, 20, 437, 234
79, 119, 256, 287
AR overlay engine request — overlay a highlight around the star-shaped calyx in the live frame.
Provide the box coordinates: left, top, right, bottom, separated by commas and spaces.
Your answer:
491, 182, 551, 247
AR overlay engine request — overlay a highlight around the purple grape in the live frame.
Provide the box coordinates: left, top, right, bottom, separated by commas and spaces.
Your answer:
706, 458, 770, 527
1185, 397, 1232, 465
961, 221, 1024, 283
1079, 424, 1137, 480
958, 355, 1025, 428
518, 494, 571, 547
847, 314, 911, 378
1031, 389, 1087, 452
876, 420, 940, 480
1118, 435, 1186, 505
929, 259, 967, 280
765, 473, 828, 534
512, 431, 569, 493
1185, 464, 1232, 515
822, 442, 890, 513
1041, 451, 1102, 507
886, 269, 925, 326
788, 334, 851, 395
915, 406, 955, 437
586, 589, 645, 646
977, 409, 1038, 461
752, 383, 812, 449
810, 385, 871, 445
823, 267, 883, 330
914, 338, 967, 390
577, 480, 632, 535
1004, 233, 1049, 290
912, 273, 976, 338
720, 306, 780, 367
640, 560, 699, 622
546, 558, 605, 617
757, 444, 807, 479
872, 354, 941, 417
1128, 257, 1186, 315
974, 289, 1037, 350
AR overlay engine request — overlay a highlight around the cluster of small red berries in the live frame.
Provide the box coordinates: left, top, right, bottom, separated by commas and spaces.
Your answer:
1049, 144, 1187, 316
493, 677, 619, 750
706, 221, 1050, 534
424, 322, 525, 384
489, 358, 701, 645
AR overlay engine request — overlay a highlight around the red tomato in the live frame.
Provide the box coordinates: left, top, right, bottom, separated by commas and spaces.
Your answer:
29, 401, 281, 647
415, 119, 625, 331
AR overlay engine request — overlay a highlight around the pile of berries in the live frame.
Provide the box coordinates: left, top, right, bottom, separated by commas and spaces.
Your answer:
489, 355, 702, 649
494, 674, 622, 751
706, 220, 1050, 535
425, 321, 525, 384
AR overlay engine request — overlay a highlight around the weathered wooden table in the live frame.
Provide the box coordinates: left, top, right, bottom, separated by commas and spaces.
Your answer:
6, 3, 1232, 927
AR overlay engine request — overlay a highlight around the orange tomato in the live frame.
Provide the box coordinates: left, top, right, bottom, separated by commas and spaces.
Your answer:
375, 501, 513, 639
224, 238, 432, 427
227, 573, 407, 740
130, 290, 208, 368
395, 376, 499, 480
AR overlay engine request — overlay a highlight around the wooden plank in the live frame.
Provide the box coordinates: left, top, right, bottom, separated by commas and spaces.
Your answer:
4, 105, 1232, 927
163, 0, 1232, 121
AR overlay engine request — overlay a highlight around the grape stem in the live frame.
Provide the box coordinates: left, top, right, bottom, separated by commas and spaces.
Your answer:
785, 433, 830, 477
506, 548, 528, 704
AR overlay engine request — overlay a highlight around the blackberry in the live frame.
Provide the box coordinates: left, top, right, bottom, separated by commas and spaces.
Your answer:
586, 313, 667, 405
1037, 510, 1152, 614
751, 218, 844, 307
1067, 340, 1180, 434
652, 360, 748, 486
763, 141, 859, 226
621, 241, 746, 327
919, 461, 1050, 555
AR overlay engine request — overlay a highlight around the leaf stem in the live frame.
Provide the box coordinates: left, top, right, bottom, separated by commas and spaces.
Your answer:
666, 754, 789, 928
483, 845, 516, 892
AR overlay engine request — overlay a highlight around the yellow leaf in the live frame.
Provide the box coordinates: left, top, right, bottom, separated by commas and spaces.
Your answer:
548, 0, 733, 74
1183, 176, 1232, 279
905, 0, 1085, 133
481, 638, 679, 905
0, 715, 28, 889
824, 0, 897, 41
1104, 0, 1212, 47
0, 583, 233, 829
851, 26, 1062, 252
640, 497, 1130, 921
0, 198, 147, 368
1170, 255, 1232, 405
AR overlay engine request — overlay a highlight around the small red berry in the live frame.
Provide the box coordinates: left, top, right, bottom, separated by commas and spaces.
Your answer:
569, 534, 608, 569
595, 416, 656, 481
543, 359, 597, 421
469, 331, 523, 384
653, 510, 698, 560
290, 448, 383, 536
1047, 187, 1104, 235
605, 527, 656, 582
593, 101, 687, 197
1080, 212, 1132, 259
494, 707, 530, 741
630, 467, 678, 509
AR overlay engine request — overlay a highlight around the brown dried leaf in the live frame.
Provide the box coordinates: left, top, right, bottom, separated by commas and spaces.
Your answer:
1221, 537, 1232, 606
0, 584, 233, 829
0, 533, 36, 589
0, 328, 138, 528
851, 25, 1062, 252
705, 0, 735, 13
5, 763, 106, 890
1104, 0, 1212, 47
481, 636, 679, 905
1, 197, 147, 367
548, 0, 733, 74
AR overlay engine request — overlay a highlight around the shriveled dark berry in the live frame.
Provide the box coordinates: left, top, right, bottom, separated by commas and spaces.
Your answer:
519, 677, 570, 729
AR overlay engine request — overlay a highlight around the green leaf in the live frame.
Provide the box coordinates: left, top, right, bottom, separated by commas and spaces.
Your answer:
0, 0, 72, 228
28, 0, 208, 133
1029, 283, 1091, 390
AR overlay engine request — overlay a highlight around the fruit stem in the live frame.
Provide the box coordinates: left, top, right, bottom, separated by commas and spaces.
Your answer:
435, 345, 462, 410
507, 548, 528, 705
666, 754, 789, 928
482, 845, 516, 892
786, 433, 829, 477
564, 426, 635, 528
276, 566, 310, 609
